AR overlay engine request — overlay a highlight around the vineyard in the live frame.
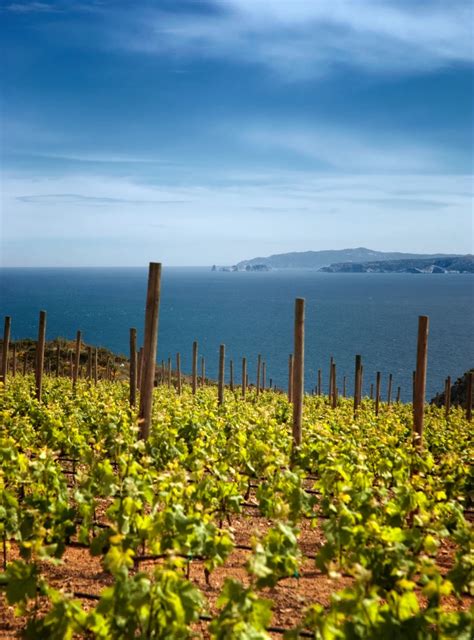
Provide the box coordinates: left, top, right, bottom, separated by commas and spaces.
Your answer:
0, 373, 472, 638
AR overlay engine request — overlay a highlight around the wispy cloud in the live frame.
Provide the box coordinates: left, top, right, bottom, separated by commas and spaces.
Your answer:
117, 0, 473, 78
16, 193, 189, 205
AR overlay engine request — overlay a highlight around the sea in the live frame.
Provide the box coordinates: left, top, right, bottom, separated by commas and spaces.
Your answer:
1, 267, 473, 401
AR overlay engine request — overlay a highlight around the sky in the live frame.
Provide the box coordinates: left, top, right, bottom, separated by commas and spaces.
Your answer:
1, 0, 473, 266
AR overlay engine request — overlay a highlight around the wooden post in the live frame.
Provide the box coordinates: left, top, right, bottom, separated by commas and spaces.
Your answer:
192, 341, 198, 394
35, 311, 46, 401
375, 371, 381, 416
445, 376, 451, 417
387, 373, 393, 405
317, 369, 322, 396
288, 354, 294, 403
201, 356, 205, 387
354, 355, 362, 414
413, 315, 429, 446
343, 375, 346, 398
466, 371, 473, 421
256, 354, 261, 396
94, 348, 98, 384
331, 361, 337, 409
1, 316, 11, 384
73, 331, 82, 389
138, 262, 162, 440
328, 356, 334, 397
396, 386, 401, 403
218, 344, 225, 406
230, 359, 234, 392
262, 361, 266, 391
129, 328, 137, 407
176, 353, 182, 395
242, 357, 247, 399
137, 347, 143, 390
269, 377, 272, 388
12, 343, 17, 378
292, 298, 305, 448
87, 346, 92, 380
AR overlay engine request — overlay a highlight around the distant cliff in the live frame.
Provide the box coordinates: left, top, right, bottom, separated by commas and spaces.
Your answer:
319, 255, 473, 274
431, 370, 474, 408
236, 248, 456, 271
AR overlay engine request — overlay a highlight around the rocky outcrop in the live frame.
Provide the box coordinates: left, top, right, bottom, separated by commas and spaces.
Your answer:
430, 369, 474, 407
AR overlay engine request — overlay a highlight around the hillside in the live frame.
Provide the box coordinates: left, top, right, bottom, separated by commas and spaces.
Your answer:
235, 248, 456, 270
319, 255, 474, 274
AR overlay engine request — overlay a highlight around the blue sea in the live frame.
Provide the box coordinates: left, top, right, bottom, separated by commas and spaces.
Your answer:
0, 267, 473, 401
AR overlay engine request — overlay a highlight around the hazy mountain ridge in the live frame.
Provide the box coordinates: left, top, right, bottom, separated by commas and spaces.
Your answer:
320, 255, 474, 274
236, 248, 457, 270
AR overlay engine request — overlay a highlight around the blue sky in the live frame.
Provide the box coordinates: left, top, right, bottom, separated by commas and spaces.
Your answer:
1, 0, 473, 266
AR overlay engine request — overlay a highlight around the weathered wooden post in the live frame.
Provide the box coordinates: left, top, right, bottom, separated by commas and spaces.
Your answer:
242, 357, 247, 399
229, 359, 234, 392
218, 344, 225, 406
192, 341, 198, 394
466, 371, 473, 421
288, 354, 294, 403
87, 346, 92, 380
200, 355, 205, 387
317, 368, 322, 396
375, 371, 381, 416
35, 311, 46, 401
413, 315, 429, 446
176, 353, 182, 395
445, 376, 451, 417
354, 355, 362, 414
12, 343, 17, 378
292, 298, 305, 448
343, 375, 346, 398
1, 316, 11, 385
139, 262, 162, 440
129, 328, 137, 407
256, 354, 261, 396
396, 386, 401, 403
387, 373, 393, 405
73, 331, 82, 389
331, 361, 337, 409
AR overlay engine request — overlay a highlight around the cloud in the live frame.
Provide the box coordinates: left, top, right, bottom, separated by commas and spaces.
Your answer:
3, 2, 58, 12
16, 193, 189, 205
117, 0, 473, 78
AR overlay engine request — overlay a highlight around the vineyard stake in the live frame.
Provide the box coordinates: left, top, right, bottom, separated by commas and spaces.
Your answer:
73, 331, 82, 389
445, 376, 451, 417
354, 355, 362, 414
242, 357, 247, 399
35, 311, 46, 401
317, 368, 322, 396
138, 262, 162, 440
396, 386, 401, 403
413, 315, 429, 446
288, 354, 294, 403
192, 341, 198, 394
1, 316, 11, 385
218, 344, 225, 406
292, 298, 305, 448
331, 361, 337, 409
387, 373, 393, 405
343, 375, 346, 398
129, 328, 137, 407
375, 371, 381, 416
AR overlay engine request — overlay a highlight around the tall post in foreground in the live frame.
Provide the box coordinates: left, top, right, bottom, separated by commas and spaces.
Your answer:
288, 354, 294, 403
242, 357, 247, 399
129, 328, 137, 407
1, 316, 11, 385
413, 315, 429, 446
218, 344, 225, 406
192, 341, 198, 395
292, 298, 305, 448
73, 331, 82, 389
466, 371, 472, 422
444, 376, 451, 417
375, 371, 381, 416
176, 353, 182, 395
229, 359, 234, 392
35, 311, 47, 401
354, 355, 362, 414
139, 262, 162, 440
